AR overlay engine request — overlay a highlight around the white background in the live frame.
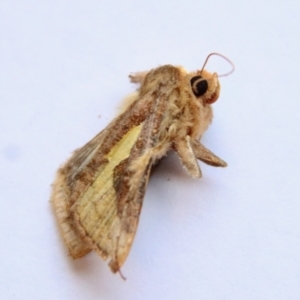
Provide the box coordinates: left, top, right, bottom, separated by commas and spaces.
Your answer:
1, 1, 299, 299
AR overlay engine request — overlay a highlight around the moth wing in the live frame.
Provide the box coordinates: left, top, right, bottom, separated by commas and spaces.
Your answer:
53, 65, 180, 271
73, 123, 152, 272
52, 125, 119, 258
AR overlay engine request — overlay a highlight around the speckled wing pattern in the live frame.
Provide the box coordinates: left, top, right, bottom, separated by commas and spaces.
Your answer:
52, 66, 182, 272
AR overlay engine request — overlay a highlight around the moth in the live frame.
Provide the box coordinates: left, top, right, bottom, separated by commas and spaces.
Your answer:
51, 53, 233, 275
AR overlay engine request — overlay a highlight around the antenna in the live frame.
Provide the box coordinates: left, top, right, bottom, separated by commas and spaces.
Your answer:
200, 53, 235, 77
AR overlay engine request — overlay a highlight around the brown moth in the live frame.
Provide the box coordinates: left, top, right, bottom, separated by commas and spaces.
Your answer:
51, 53, 233, 275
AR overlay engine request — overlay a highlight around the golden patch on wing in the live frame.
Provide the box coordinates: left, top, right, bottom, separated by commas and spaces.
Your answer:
73, 123, 143, 269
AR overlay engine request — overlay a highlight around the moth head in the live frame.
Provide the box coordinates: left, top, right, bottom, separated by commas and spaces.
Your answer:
190, 71, 220, 105
190, 53, 234, 105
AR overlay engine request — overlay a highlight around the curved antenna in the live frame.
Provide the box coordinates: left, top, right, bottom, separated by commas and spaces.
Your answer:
200, 53, 235, 77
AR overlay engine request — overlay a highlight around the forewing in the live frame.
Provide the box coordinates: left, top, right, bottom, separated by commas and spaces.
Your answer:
53, 64, 182, 271
51, 128, 113, 258
73, 123, 149, 271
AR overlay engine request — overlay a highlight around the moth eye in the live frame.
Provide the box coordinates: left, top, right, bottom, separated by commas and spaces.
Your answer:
190, 76, 208, 97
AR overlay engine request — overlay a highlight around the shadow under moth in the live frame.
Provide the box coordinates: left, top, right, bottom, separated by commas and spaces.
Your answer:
51, 53, 233, 276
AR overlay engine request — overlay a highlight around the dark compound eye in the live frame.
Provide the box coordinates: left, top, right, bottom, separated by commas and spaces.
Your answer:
190, 76, 208, 97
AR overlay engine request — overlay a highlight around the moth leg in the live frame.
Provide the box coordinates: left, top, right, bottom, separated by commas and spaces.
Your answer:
174, 136, 202, 178
129, 71, 149, 85
191, 139, 227, 167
